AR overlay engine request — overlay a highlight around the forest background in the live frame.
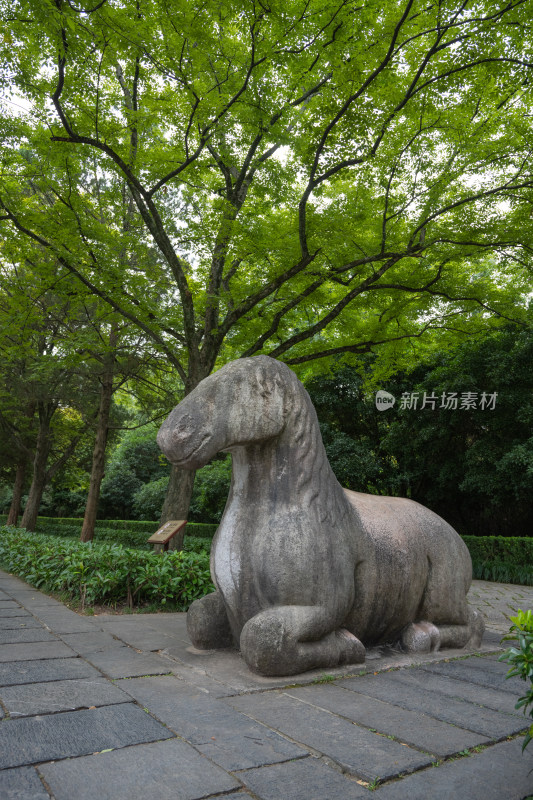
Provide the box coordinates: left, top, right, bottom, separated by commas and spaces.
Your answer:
0, 0, 532, 543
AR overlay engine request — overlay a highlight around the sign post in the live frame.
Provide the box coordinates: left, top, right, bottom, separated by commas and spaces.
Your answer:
147, 520, 187, 553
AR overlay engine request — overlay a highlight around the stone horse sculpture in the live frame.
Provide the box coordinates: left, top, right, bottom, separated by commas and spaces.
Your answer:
157, 356, 484, 677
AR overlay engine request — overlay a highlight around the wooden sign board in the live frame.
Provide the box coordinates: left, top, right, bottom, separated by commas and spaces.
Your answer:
147, 520, 187, 545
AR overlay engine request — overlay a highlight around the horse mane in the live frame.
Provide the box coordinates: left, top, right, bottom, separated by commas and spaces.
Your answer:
254, 357, 350, 527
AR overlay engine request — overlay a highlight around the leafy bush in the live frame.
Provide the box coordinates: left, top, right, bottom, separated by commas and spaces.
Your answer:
499, 609, 533, 752
472, 560, 533, 586
464, 536, 533, 585
181, 536, 212, 555
188, 456, 232, 523
98, 424, 171, 520
0, 526, 213, 610
132, 476, 169, 521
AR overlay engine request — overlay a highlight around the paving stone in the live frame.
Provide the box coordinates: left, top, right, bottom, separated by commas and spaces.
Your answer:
238, 756, 369, 800
373, 737, 533, 799
474, 653, 518, 668
96, 612, 188, 638
338, 672, 527, 739
0, 702, 173, 769
39, 737, 240, 800
116, 675, 307, 771
0, 590, 10, 599
481, 630, 505, 647
1, 677, 131, 717
391, 667, 524, 716
0, 616, 43, 630
102, 628, 181, 652
420, 659, 526, 694
483, 652, 519, 667
203, 795, 254, 800
0, 657, 101, 687
84, 647, 172, 678
0, 766, 50, 800
226, 692, 433, 782
4, 591, 64, 608
0, 575, 30, 591
94, 614, 189, 651
0, 600, 20, 608
59, 631, 123, 654
29, 609, 97, 633
285, 684, 489, 757
0, 641, 76, 662
0, 608, 32, 617
169, 664, 236, 698
0, 627, 57, 644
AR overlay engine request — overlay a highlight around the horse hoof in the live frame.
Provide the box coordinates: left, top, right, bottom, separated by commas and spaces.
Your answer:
401, 621, 441, 653
187, 592, 234, 649
336, 628, 366, 664
466, 609, 485, 648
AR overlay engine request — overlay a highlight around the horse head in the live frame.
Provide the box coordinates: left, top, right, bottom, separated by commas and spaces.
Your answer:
157, 356, 292, 469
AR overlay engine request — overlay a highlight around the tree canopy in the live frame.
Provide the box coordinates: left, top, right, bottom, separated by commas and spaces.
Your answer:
306, 323, 533, 537
1, 0, 532, 387
1, 0, 533, 524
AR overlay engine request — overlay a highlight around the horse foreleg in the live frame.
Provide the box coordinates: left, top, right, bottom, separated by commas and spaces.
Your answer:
187, 591, 234, 649
239, 605, 365, 677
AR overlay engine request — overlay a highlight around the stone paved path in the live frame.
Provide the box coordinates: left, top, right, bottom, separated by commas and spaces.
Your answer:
0, 572, 532, 800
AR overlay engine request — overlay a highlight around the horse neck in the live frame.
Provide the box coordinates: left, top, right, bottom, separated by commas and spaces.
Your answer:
228, 392, 351, 524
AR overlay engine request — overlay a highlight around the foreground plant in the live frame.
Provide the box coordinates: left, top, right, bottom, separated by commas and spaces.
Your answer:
0, 526, 213, 610
499, 609, 533, 752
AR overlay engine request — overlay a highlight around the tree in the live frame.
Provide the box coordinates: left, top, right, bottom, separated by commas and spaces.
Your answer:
1, 0, 532, 518
381, 323, 533, 536
98, 422, 170, 519
0, 259, 104, 530
306, 365, 404, 494
0, 235, 159, 533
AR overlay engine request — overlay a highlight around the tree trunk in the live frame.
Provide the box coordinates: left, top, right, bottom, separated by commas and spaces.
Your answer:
160, 465, 196, 550
80, 345, 116, 543
20, 403, 54, 531
6, 462, 26, 526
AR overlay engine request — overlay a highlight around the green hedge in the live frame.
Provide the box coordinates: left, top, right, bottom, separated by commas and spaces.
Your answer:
462, 536, 533, 586
0, 515, 218, 539
472, 560, 533, 585
0, 526, 214, 609
32, 525, 152, 550
462, 536, 533, 566
8, 524, 211, 555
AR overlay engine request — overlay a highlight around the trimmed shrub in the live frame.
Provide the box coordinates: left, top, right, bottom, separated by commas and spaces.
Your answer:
463, 536, 533, 586
0, 515, 218, 540
0, 526, 213, 609
462, 536, 533, 565
472, 560, 533, 586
